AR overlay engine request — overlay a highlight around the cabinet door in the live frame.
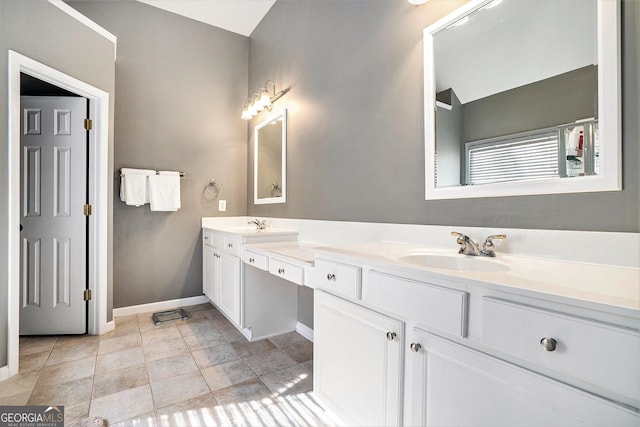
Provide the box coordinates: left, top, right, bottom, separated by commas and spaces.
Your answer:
202, 245, 219, 303
407, 329, 638, 427
314, 290, 403, 427
218, 253, 241, 325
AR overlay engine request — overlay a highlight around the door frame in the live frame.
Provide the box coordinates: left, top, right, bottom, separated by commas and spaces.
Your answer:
6, 50, 111, 377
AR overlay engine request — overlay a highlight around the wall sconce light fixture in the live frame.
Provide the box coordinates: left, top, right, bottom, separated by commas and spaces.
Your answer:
241, 80, 289, 120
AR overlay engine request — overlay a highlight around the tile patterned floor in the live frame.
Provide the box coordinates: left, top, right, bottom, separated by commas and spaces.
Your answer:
2, 303, 339, 426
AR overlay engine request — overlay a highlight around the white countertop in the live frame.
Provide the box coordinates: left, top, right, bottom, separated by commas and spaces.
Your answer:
314, 241, 640, 313
244, 241, 322, 265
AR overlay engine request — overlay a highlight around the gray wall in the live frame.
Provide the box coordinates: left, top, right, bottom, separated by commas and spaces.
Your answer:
0, 0, 115, 366
247, 0, 640, 232
69, 2, 249, 308
462, 66, 598, 143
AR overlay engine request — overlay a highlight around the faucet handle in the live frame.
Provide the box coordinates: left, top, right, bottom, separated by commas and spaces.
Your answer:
484, 234, 507, 244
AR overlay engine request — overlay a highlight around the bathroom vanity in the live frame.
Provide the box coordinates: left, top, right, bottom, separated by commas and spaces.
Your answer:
202, 217, 640, 427
311, 242, 639, 427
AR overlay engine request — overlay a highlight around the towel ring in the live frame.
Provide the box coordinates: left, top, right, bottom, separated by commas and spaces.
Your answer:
204, 179, 221, 200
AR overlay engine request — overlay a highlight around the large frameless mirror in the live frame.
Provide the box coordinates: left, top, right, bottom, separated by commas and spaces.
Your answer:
424, 0, 621, 200
254, 109, 287, 204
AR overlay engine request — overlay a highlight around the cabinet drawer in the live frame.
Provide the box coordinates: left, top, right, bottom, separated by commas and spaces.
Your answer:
223, 235, 241, 256
242, 250, 268, 271
364, 271, 467, 337
202, 229, 222, 247
482, 298, 640, 403
269, 258, 304, 286
314, 259, 362, 300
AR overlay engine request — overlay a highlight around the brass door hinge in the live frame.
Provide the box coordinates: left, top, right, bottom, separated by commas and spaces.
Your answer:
83, 289, 92, 301
83, 204, 92, 216
84, 119, 93, 130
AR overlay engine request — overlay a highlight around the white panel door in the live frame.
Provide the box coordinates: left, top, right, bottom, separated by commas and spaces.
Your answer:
314, 290, 404, 427
218, 253, 240, 325
20, 96, 87, 335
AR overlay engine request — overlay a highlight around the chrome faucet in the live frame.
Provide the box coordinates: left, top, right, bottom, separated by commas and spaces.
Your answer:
451, 232, 506, 257
248, 219, 267, 230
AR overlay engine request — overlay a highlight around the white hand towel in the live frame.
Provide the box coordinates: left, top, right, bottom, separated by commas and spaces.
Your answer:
149, 171, 181, 211
120, 168, 155, 206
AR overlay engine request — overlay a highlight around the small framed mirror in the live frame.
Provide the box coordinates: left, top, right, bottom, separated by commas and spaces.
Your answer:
424, 0, 621, 200
254, 109, 287, 204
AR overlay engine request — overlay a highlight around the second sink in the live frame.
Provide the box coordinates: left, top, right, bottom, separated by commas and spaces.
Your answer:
398, 253, 509, 272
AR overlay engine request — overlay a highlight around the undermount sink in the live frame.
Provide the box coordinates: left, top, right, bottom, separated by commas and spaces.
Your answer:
398, 253, 509, 272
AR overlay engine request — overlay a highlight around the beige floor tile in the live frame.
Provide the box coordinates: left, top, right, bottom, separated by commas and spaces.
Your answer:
19, 350, 50, 373
231, 339, 276, 358
217, 326, 246, 343
28, 376, 93, 406
260, 364, 313, 397
0, 392, 30, 405
109, 412, 157, 427
147, 353, 198, 383
155, 393, 223, 427
89, 384, 154, 425
65, 400, 91, 422
179, 310, 207, 322
300, 359, 313, 374
46, 340, 98, 366
98, 332, 142, 355
92, 363, 149, 399
202, 309, 226, 321
282, 340, 313, 363
201, 360, 257, 392
211, 317, 235, 330
185, 303, 215, 313
96, 346, 145, 375
182, 330, 226, 351
143, 335, 189, 362
54, 335, 100, 349
191, 344, 239, 369
176, 319, 216, 338
269, 331, 307, 348
273, 392, 339, 427
150, 371, 210, 409
212, 378, 275, 407
141, 326, 183, 346
19, 336, 57, 356
0, 370, 40, 399
37, 356, 95, 386
243, 349, 298, 376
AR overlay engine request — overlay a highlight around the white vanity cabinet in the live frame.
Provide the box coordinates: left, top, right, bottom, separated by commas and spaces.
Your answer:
202, 230, 241, 324
202, 227, 298, 336
312, 252, 640, 427
314, 290, 404, 427
406, 328, 638, 427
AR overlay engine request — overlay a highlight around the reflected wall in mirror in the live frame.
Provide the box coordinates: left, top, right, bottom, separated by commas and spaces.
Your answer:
424, 0, 621, 200
254, 109, 287, 204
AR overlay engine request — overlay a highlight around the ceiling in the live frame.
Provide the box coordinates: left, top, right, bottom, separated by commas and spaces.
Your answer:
136, 0, 277, 36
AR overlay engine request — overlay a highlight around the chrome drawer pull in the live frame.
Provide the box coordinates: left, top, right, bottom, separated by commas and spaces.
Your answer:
228, 243, 233, 248
278, 268, 285, 274
249, 258, 255, 263
386, 332, 397, 341
410, 343, 422, 353
327, 273, 336, 281
540, 337, 557, 352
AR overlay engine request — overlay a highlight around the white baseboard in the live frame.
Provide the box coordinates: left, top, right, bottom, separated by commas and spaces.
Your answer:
112, 295, 210, 318
296, 321, 314, 341
0, 365, 9, 382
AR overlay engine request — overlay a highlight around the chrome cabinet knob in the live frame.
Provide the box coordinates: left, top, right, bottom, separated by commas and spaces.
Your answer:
386, 332, 397, 341
278, 268, 285, 274
249, 258, 255, 263
540, 337, 557, 352
327, 273, 336, 281
410, 343, 422, 353
228, 243, 233, 248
